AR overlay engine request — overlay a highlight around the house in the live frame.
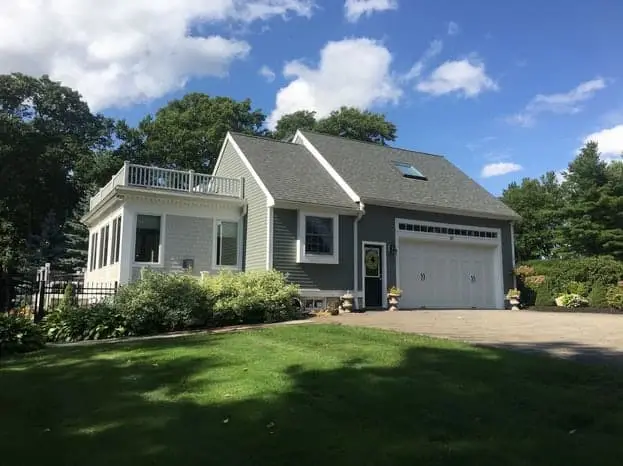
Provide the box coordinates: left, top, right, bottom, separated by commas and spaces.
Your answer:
83, 130, 520, 310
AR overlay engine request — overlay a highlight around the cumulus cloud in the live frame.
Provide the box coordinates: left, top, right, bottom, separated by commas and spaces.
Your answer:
583, 124, 623, 162
481, 162, 523, 178
259, 65, 276, 82
403, 40, 443, 81
447, 21, 459, 35
0, 0, 314, 111
508, 78, 607, 127
267, 38, 401, 129
344, 0, 397, 22
417, 58, 498, 97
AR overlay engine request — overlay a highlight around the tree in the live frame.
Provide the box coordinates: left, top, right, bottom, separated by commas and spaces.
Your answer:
122, 93, 266, 172
557, 142, 623, 259
57, 199, 90, 273
272, 110, 317, 140
501, 172, 564, 261
315, 107, 397, 144
271, 107, 397, 144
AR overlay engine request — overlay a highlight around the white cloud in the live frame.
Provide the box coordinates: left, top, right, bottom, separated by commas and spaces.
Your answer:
267, 38, 401, 129
259, 65, 276, 83
481, 162, 523, 178
508, 78, 607, 127
447, 21, 459, 35
403, 40, 443, 81
344, 0, 397, 22
0, 0, 314, 111
583, 124, 623, 162
417, 58, 498, 97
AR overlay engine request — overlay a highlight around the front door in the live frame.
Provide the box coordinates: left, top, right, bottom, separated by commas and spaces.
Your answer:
364, 245, 383, 308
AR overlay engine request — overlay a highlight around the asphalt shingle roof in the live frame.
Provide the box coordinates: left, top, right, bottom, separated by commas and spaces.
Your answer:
230, 133, 357, 210
300, 131, 520, 220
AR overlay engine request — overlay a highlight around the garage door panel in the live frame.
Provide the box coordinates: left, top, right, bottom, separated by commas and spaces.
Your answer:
399, 238, 497, 309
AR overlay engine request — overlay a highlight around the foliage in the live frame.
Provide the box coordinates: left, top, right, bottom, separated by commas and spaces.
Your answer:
562, 281, 589, 297
0, 314, 45, 354
388, 286, 402, 295
115, 270, 211, 335
588, 283, 609, 307
43, 300, 127, 342
556, 294, 589, 308
606, 286, 623, 310
533, 284, 555, 306
506, 288, 520, 299
202, 270, 299, 325
272, 106, 397, 144
57, 197, 90, 273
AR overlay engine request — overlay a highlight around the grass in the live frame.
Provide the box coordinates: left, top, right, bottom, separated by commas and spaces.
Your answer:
1, 324, 623, 466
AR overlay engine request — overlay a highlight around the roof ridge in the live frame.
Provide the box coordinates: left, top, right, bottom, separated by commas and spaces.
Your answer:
229, 131, 302, 147
300, 130, 445, 158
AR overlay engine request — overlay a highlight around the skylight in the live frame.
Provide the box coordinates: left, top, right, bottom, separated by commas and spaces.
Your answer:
393, 161, 427, 180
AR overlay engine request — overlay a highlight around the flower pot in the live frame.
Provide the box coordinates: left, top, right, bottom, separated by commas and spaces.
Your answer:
341, 293, 354, 313
509, 297, 520, 311
388, 293, 401, 311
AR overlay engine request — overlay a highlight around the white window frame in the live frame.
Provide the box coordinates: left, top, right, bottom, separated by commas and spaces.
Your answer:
297, 212, 339, 265
132, 213, 165, 267
212, 218, 242, 270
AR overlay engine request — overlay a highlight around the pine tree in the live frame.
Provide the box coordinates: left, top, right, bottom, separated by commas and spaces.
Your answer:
58, 203, 89, 273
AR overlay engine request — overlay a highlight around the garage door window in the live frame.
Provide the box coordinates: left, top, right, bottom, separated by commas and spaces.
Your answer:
297, 212, 339, 264
398, 222, 498, 239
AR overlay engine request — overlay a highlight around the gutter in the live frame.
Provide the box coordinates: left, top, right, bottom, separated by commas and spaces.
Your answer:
353, 202, 366, 310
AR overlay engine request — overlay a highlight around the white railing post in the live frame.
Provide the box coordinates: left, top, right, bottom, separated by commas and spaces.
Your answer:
123, 161, 130, 186
239, 177, 245, 199
188, 170, 194, 192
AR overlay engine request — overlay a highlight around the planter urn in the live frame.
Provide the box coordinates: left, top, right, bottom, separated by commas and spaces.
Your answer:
509, 297, 520, 311
388, 293, 401, 311
341, 293, 354, 313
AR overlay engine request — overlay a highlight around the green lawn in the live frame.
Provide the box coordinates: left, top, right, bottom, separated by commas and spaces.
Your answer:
2, 324, 623, 466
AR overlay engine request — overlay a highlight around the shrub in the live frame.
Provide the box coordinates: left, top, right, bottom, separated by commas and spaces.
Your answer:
115, 270, 211, 335
533, 283, 555, 306
0, 314, 45, 355
44, 300, 126, 342
588, 283, 609, 307
522, 256, 623, 290
202, 270, 299, 325
562, 281, 589, 297
606, 286, 623, 310
556, 294, 589, 308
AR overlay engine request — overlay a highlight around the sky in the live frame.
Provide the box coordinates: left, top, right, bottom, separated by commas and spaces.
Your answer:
2, 0, 623, 194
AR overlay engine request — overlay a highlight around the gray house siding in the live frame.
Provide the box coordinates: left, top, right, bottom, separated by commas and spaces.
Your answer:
357, 205, 514, 293
272, 208, 354, 290
214, 141, 268, 270
165, 215, 213, 273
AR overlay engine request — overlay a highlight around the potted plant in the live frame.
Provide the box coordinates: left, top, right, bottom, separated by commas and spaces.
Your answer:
506, 288, 521, 310
387, 286, 402, 311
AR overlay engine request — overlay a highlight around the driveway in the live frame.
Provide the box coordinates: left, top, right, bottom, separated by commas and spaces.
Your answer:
331, 310, 623, 365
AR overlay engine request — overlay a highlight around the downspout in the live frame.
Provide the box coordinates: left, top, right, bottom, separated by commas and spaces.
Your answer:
510, 221, 517, 289
353, 202, 365, 310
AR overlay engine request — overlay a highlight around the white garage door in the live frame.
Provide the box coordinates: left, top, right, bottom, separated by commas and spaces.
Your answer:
399, 239, 497, 309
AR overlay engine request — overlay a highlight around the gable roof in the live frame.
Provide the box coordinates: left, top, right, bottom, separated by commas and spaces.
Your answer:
299, 131, 520, 220
229, 133, 357, 210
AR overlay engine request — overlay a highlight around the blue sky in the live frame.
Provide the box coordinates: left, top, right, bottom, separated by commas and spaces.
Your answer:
2, 0, 623, 194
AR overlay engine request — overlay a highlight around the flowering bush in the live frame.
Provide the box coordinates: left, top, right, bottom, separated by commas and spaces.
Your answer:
555, 294, 589, 308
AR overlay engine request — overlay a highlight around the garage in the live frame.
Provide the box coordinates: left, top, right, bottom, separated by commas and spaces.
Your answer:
397, 220, 502, 309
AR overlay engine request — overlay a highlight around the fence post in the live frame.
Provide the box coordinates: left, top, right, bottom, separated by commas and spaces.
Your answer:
188, 170, 195, 192
35, 278, 46, 323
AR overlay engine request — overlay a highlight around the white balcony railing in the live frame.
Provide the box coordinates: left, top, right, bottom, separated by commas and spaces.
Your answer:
89, 162, 243, 210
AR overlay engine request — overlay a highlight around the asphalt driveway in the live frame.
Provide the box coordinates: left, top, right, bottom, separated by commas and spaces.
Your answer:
332, 310, 623, 365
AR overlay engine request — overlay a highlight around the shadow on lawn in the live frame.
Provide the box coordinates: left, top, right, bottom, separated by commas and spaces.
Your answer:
1, 335, 623, 466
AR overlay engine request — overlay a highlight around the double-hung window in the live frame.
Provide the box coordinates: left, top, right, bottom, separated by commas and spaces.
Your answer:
89, 233, 98, 271
297, 213, 339, 264
215, 220, 239, 267
134, 215, 161, 263
111, 216, 122, 264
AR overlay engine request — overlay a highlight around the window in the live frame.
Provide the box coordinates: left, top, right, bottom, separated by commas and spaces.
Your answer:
135, 215, 161, 263
398, 222, 499, 240
101, 225, 110, 267
111, 217, 122, 264
392, 161, 427, 180
215, 221, 239, 267
98, 227, 107, 268
89, 233, 98, 271
297, 213, 339, 264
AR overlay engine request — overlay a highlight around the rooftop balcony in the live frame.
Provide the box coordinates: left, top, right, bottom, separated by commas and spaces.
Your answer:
89, 162, 243, 211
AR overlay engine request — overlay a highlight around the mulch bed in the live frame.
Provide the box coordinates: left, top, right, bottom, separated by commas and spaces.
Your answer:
525, 306, 623, 315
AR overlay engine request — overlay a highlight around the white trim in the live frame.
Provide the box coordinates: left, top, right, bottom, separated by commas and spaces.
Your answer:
297, 211, 340, 264
211, 218, 243, 270
266, 206, 274, 270
353, 206, 365, 310
361, 241, 388, 309
299, 289, 362, 298
510, 222, 517, 289
395, 218, 504, 309
294, 131, 361, 204
224, 133, 275, 207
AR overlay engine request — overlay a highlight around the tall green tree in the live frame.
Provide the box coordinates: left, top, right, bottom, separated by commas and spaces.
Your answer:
272, 110, 317, 141
559, 142, 623, 259
122, 93, 266, 172
501, 172, 564, 261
